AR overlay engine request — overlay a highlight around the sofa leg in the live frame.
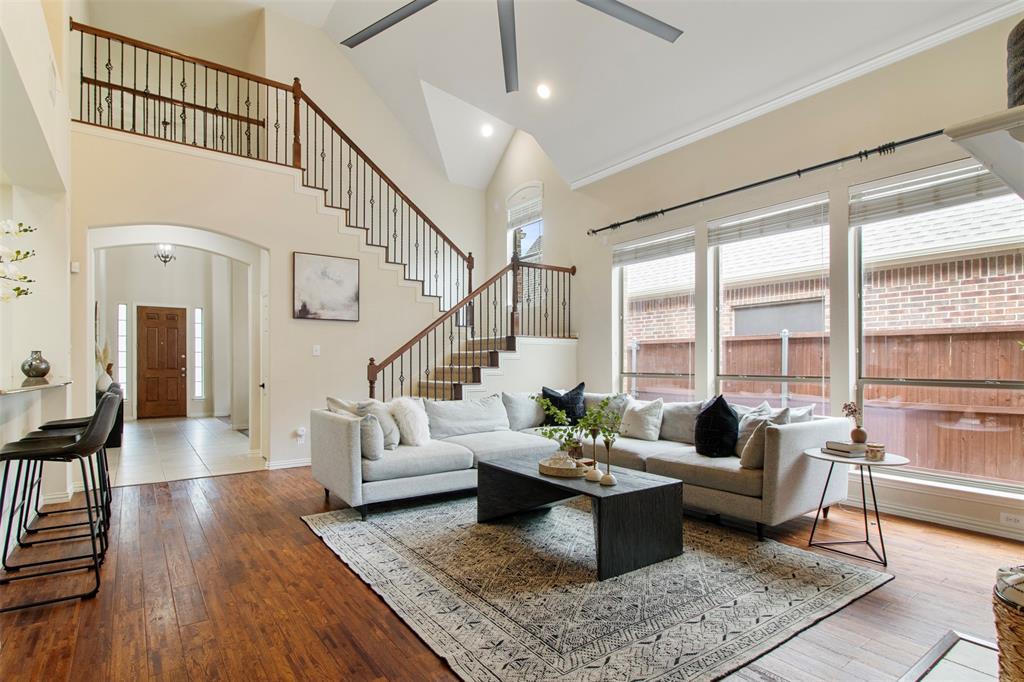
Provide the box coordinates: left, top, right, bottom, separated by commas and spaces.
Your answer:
822, 506, 830, 519
756, 523, 765, 541
355, 505, 367, 521
324, 487, 330, 503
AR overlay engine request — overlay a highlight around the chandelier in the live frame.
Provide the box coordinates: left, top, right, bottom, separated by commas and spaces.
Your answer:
153, 243, 176, 266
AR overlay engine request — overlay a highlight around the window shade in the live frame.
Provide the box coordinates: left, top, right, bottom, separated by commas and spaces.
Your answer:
509, 198, 542, 230
612, 230, 695, 267
709, 197, 828, 247
849, 163, 1011, 226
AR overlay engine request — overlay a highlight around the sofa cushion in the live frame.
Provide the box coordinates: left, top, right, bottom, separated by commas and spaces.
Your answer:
585, 437, 694, 472
327, 397, 399, 450
392, 397, 431, 446
359, 414, 385, 460
541, 383, 585, 425
620, 398, 664, 441
735, 402, 772, 455
502, 392, 546, 431
361, 440, 474, 482
518, 426, 548, 438
782, 405, 815, 423
425, 394, 510, 440
444, 430, 559, 465
646, 451, 764, 498
584, 392, 629, 419
695, 395, 739, 458
660, 401, 703, 444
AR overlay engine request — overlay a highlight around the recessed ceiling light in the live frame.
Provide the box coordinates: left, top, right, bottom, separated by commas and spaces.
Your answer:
480, 123, 494, 138
536, 83, 551, 99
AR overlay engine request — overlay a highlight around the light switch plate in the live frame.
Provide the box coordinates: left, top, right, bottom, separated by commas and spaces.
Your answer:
312, 345, 321, 357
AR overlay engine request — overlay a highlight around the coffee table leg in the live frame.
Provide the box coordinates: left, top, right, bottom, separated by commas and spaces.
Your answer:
592, 483, 683, 580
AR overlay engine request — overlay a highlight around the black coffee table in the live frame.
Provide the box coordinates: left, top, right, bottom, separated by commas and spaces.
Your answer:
477, 456, 683, 580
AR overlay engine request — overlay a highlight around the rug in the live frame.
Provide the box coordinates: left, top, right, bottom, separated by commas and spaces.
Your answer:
303, 496, 891, 681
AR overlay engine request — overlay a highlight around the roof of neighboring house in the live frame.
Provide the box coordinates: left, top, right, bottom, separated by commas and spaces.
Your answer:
521, 234, 542, 261
625, 193, 1024, 298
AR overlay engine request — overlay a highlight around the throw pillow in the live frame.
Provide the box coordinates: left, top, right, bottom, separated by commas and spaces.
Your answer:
783, 405, 815, 423
326, 397, 400, 450
425, 394, 510, 440
659, 401, 703, 444
502, 392, 546, 431
391, 397, 431, 446
619, 398, 664, 441
738, 408, 791, 468
694, 395, 739, 458
541, 382, 585, 425
735, 402, 772, 456
584, 392, 629, 419
359, 414, 385, 461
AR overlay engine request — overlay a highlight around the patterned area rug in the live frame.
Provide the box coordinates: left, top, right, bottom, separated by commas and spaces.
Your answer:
303, 496, 891, 681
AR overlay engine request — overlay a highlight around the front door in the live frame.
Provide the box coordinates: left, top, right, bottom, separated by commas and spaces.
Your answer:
137, 305, 187, 419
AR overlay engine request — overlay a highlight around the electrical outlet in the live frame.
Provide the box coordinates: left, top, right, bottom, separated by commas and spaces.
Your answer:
312, 344, 321, 357
1000, 512, 1024, 529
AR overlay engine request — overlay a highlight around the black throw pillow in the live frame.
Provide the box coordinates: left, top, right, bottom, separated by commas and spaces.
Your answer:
541, 383, 585, 425
694, 395, 739, 458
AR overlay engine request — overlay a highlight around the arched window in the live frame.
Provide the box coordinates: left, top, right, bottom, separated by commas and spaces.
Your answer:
507, 183, 543, 263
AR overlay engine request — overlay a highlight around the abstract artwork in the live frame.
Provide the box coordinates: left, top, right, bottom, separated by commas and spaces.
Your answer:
293, 252, 359, 321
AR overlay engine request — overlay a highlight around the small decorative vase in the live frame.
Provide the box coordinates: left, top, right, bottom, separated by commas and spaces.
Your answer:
20, 351, 50, 378
865, 443, 885, 462
600, 439, 617, 486
851, 426, 868, 444
567, 443, 583, 460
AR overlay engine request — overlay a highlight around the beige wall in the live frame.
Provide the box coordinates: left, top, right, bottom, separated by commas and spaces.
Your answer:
485, 15, 1022, 397
69, 128, 448, 466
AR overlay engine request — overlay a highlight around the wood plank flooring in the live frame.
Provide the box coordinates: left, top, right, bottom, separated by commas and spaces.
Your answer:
0, 468, 1018, 681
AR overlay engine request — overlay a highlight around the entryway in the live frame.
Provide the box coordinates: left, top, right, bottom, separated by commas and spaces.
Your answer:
136, 305, 188, 419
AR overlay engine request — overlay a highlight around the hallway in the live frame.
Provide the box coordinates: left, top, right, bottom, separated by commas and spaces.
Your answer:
109, 418, 265, 486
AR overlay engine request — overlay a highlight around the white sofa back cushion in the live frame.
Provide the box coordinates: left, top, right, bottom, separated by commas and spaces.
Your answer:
660, 401, 703, 444
584, 392, 629, 418
619, 398, 664, 441
501, 392, 545, 431
428, 394, 511, 440
392, 397, 432, 446
327, 397, 400, 450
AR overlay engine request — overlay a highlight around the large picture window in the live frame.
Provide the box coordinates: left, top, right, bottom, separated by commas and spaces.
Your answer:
712, 196, 831, 414
616, 230, 696, 401
854, 161, 1024, 487
508, 185, 542, 263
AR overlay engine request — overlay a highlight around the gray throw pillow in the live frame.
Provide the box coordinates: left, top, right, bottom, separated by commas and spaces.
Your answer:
660, 401, 703, 444
502, 392, 546, 431
735, 402, 772, 456
738, 408, 791, 468
619, 398, 664, 441
359, 414, 385, 460
425, 394, 510, 440
327, 397, 400, 450
584, 392, 629, 418
783, 405, 815, 423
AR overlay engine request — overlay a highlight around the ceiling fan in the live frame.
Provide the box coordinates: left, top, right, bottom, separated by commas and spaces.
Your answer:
341, 0, 683, 93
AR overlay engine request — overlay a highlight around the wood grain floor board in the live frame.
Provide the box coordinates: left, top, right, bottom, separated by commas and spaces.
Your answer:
0, 468, 1018, 682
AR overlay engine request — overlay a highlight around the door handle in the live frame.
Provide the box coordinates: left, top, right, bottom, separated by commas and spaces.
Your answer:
259, 382, 266, 390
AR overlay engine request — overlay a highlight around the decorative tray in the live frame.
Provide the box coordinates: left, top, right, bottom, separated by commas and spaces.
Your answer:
538, 456, 590, 478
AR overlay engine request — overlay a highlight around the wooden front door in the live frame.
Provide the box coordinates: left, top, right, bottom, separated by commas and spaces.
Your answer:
137, 306, 187, 419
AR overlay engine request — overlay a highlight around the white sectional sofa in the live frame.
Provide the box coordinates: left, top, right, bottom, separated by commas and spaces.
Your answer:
311, 392, 849, 536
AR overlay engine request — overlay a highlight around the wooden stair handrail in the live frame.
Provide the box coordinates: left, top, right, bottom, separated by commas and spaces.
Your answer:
369, 263, 513, 381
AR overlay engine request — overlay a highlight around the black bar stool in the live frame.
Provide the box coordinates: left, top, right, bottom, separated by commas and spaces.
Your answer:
0, 391, 120, 612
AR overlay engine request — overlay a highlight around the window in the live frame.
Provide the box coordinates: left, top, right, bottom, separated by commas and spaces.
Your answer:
116, 303, 128, 400
193, 307, 203, 399
854, 160, 1024, 487
508, 185, 542, 263
616, 230, 696, 402
712, 195, 830, 414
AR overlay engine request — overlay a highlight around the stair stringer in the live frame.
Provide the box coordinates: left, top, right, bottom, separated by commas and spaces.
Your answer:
458, 337, 579, 399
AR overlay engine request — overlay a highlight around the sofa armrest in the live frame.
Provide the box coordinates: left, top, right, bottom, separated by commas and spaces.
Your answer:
311, 409, 363, 507
761, 417, 850, 526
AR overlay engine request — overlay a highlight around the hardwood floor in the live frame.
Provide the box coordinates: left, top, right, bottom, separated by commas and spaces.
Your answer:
0, 468, 1018, 681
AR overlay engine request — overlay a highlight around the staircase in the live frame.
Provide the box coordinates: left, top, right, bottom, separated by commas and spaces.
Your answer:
70, 20, 577, 400
70, 20, 472, 311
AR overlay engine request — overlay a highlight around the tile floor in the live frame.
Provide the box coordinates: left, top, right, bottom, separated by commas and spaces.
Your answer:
108, 417, 266, 486
918, 639, 1000, 681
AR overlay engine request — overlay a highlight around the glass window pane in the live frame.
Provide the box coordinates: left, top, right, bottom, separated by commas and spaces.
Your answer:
862, 383, 1023, 485
118, 320, 127, 336
720, 379, 831, 416
622, 376, 695, 403
194, 308, 203, 323
860, 193, 1024, 382
621, 252, 695, 375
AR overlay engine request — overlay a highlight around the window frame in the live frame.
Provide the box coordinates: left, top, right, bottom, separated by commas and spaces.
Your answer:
193, 307, 204, 399
116, 303, 129, 401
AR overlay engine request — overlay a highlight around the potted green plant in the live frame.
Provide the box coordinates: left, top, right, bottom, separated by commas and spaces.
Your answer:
599, 404, 623, 487
533, 397, 583, 457
578, 396, 612, 481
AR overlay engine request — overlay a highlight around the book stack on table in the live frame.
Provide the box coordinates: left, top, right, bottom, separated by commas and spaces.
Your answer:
822, 441, 867, 458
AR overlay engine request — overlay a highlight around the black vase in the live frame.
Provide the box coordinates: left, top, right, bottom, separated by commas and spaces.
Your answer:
20, 350, 50, 378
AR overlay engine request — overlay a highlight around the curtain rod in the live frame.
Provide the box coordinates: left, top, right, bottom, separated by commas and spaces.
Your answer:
586, 129, 946, 236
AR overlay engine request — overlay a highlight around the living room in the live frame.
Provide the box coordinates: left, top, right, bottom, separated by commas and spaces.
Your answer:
1, 0, 1022, 680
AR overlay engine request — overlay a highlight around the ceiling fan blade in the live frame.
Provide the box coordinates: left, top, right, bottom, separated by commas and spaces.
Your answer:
576, 0, 682, 43
341, 0, 439, 48
496, 0, 519, 93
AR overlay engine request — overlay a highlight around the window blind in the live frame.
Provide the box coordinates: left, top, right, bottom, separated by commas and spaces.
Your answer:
849, 162, 1011, 226
612, 230, 695, 267
509, 198, 542, 230
709, 197, 828, 247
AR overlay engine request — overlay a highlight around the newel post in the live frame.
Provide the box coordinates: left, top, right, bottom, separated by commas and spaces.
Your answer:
510, 255, 521, 336
367, 357, 377, 399
291, 77, 302, 169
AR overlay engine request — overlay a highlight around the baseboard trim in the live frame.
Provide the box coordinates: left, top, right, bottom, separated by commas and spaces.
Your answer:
266, 457, 311, 470
847, 471, 1024, 541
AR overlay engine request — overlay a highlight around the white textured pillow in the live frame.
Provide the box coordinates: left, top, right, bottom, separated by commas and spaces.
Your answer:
425, 394, 510, 439
359, 414, 385, 460
660, 401, 703, 444
735, 402, 772, 456
584, 392, 629, 419
501, 392, 546, 431
783, 405, 815, 423
738, 408, 791, 468
327, 397, 400, 450
391, 397, 431, 446
619, 398, 664, 441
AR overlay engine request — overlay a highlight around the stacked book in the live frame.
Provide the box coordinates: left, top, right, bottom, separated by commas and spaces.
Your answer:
822, 441, 867, 458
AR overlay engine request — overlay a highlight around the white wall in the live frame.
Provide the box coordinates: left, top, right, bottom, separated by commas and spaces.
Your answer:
95, 243, 241, 420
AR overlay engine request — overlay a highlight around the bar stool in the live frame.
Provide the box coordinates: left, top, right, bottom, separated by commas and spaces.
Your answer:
0, 391, 120, 612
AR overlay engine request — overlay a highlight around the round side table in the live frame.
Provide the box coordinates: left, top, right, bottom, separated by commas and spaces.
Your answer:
804, 448, 909, 567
